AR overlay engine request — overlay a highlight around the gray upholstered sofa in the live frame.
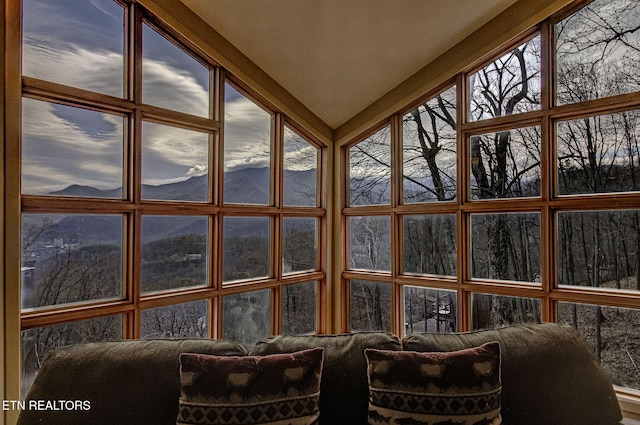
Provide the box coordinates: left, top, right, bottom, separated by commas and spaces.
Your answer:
17, 323, 623, 425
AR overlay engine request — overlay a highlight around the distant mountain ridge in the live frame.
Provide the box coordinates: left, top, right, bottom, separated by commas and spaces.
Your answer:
39, 167, 317, 244
50, 167, 317, 205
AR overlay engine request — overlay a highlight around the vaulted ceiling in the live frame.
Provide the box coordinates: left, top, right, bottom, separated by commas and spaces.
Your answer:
177, 0, 519, 129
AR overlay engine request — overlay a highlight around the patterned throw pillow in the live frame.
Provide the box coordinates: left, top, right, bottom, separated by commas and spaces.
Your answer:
365, 342, 501, 425
177, 347, 323, 425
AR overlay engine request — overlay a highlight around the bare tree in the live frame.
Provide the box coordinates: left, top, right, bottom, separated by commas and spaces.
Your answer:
555, 0, 640, 374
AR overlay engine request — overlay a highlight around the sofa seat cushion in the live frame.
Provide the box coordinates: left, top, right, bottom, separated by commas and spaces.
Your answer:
402, 323, 622, 425
17, 339, 249, 425
177, 348, 324, 425
365, 342, 502, 425
251, 332, 402, 425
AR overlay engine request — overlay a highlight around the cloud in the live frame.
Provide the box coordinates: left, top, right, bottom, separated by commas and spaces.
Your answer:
223, 91, 272, 172
142, 122, 209, 185
23, 38, 124, 97
187, 165, 208, 176
22, 34, 213, 191
22, 98, 124, 194
142, 58, 209, 117
21, 8, 288, 193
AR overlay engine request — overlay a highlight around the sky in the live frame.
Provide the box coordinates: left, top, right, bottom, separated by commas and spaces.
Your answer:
20, 0, 640, 197
21, 0, 315, 196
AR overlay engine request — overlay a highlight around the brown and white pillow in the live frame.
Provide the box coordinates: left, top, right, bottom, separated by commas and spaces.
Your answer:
365, 342, 501, 425
177, 347, 323, 425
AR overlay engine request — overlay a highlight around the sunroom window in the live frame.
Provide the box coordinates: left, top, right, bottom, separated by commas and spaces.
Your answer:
19, 0, 325, 397
341, 0, 640, 397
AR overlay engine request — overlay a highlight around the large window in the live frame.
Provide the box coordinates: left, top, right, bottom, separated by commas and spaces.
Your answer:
19, 0, 325, 394
342, 0, 640, 395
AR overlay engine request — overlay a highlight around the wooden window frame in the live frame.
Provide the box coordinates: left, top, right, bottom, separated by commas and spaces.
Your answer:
340, 4, 640, 408
18, 0, 327, 354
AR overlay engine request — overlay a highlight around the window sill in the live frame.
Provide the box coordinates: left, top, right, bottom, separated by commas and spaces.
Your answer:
618, 388, 640, 423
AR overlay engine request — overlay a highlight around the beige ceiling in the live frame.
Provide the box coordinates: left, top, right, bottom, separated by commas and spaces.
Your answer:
178, 0, 519, 129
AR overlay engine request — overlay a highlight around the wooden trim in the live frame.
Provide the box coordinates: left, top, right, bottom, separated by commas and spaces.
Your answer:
552, 92, 640, 121
4, 0, 23, 418
1, 0, 7, 415
22, 78, 134, 115
125, 0, 135, 103
271, 284, 281, 335
20, 301, 136, 330
140, 106, 220, 132
394, 274, 458, 290
125, 212, 136, 313
548, 288, 640, 310
208, 296, 217, 339
210, 214, 220, 291
328, 141, 342, 333
461, 111, 543, 134
618, 389, 640, 421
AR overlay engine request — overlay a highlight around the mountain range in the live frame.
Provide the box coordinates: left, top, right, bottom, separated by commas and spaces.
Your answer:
28, 167, 317, 245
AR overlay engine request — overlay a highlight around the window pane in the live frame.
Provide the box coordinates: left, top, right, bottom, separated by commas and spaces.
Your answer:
403, 214, 456, 276
556, 0, 640, 105
350, 280, 391, 332
471, 213, 541, 283
284, 126, 318, 206
558, 303, 640, 391
21, 214, 123, 309
223, 289, 270, 347
223, 217, 271, 283
282, 281, 317, 335
21, 315, 122, 397
470, 126, 541, 199
141, 122, 209, 202
141, 216, 208, 293
142, 23, 209, 117
558, 210, 640, 292
22, 99, 124, 197
22, 0, 124, 97
349, 216, 391, 272
469, 35, 541, 121
349, 126, 391, 205
224, 84, 272, 205
402, 85, 457, 203
141, 300, 208, 339
283, 217, 317, 274
404, 286, 457, 335
472, 293, 541, 330
557, 110, 640, 195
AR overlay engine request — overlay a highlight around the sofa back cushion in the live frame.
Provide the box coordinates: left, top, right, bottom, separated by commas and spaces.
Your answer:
251, 332, 402, 425
402, 323, 622, 425
17, 339, 248, 425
